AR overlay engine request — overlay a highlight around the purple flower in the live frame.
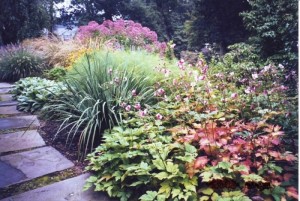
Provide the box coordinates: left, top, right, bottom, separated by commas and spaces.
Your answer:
134, 103, 141, 110
155, 113, 163, 120
154, 88, 165, 96
139, 109, 148, 117
125, 105, 131, 111
231, 93, 238, 99
252, 73, 258, 80
132, 89, 137, 96
120, 102, 127, 108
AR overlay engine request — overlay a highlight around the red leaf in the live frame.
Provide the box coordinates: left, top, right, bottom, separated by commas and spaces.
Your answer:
271, 138, 280, 145
283, 173, 293, 181
287, 186, 298, 199
194, 156, 209, 169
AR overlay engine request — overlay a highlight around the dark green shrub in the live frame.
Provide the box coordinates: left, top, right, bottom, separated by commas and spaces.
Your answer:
0, 45, 44, 82
44, 66, 67, 81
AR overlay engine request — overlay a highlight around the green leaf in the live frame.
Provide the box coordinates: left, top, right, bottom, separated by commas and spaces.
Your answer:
153, 159, 166, 170
166, 162, 179, 174
171, 188, 181, 198
242, 174, 265, 183
200, 187, 214, 195
140, 191, 158, 201
182, 180, 196, 192
200, 196, 210, 201
158, 182, 171, 197
200, 171, 213, 182
155, 172, 169, 180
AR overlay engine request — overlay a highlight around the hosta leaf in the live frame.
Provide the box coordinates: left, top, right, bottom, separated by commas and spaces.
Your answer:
140, 191, 158, 201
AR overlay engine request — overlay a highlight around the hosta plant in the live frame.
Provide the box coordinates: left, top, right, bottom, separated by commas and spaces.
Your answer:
12, 77, 66, 113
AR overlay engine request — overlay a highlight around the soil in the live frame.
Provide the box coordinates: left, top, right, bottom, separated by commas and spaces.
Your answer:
39, 119, 88, 170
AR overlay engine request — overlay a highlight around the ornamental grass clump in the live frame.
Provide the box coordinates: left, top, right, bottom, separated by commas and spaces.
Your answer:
43, 53, 155, 157
0, 45, 44, 82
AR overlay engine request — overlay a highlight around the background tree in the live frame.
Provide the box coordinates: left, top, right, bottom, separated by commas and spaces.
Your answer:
241, 0, 298, 71
0, 0, 61, 45
185, 0, 250, 54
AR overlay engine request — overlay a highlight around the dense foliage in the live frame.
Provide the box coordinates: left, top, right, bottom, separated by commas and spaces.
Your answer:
43, 50, 164, 157
0, 0, 62, 45
11, 77, 65, 113
0, 45, 44, 82
85, 57, 298, 200
241, 0, 298, 71
185, 0, 250, 53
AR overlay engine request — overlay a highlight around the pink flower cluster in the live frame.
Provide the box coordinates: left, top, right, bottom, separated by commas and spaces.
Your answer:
77, 20, 167, 55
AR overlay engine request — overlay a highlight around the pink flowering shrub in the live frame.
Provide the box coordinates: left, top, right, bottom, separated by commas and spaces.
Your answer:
77, 19, 167, 55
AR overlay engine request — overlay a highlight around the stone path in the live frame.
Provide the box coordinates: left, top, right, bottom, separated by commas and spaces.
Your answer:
0, 83, 110, 200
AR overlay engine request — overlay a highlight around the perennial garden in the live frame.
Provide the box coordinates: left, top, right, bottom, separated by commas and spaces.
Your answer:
0, 19, 298, 201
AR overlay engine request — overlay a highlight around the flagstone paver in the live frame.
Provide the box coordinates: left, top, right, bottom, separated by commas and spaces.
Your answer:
0, 88, 12, 94
0, 83, 14, 88
0, 106, 22, 115
0, 146, 74, 188
0, 94, 13, 102
0, 115, 40, 130
0, 161, 27, 189
0, 101, 17, 107
0, 83, 112, 200
0, 130, 45, 153
0, 173, 113, 201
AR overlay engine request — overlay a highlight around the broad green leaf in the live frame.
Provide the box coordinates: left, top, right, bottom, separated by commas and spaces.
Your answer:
242, 174, 265, 183
171, 188, 181, 198
200, 171, 213, 182
158, 182, 171, 197
166, 162, 179, 174
183, 180, 196, 192
200, 187, 214, 195
199, 196, 210, 201
153, 159, 166, 170
155, 172, 169, 180
139, 191, 158, 201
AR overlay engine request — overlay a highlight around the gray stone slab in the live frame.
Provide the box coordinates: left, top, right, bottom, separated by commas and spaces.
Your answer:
0, 115, 40, 130
0, 130, 45, 153
0, 88, 12, 94
0, 161, 27, 188
0, 94, 13, 102
0, 146, 74, 188
0, 101, 17, 107
0, 83, 14, 88
0, 106, 22, 115
0, 174, 114, 201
